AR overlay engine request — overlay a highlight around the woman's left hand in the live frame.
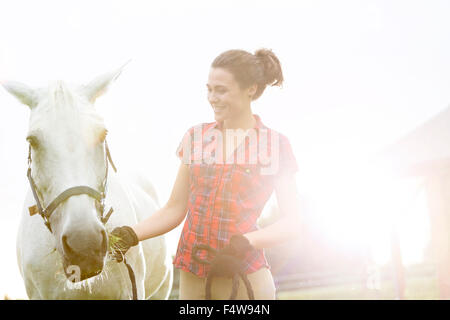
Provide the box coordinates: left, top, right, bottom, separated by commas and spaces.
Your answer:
207, 234, 253, 277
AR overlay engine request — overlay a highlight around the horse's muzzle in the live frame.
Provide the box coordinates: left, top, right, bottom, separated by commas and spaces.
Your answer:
62, 229, 108, 282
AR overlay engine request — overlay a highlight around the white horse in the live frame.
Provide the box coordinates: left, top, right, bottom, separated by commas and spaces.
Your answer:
2, 67, 173, 299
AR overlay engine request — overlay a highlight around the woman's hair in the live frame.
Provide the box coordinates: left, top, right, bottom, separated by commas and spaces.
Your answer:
211, 48, 284, 100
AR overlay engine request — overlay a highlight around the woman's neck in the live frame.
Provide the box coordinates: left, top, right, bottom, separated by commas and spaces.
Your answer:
222, 109, 256, 130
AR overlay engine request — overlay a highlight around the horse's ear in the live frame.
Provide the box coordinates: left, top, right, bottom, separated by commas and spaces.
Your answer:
2, 81, 37, 108
83, 60, 131, 103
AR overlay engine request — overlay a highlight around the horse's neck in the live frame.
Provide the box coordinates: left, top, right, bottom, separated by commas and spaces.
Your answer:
103, 169, 140, 225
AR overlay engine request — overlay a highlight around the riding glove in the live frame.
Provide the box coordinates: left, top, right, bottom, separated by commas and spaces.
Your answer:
110, 226, 139, 262
208, 234, 253, 277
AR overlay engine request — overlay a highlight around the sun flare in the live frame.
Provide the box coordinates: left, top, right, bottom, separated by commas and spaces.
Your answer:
298, 154, 430, 267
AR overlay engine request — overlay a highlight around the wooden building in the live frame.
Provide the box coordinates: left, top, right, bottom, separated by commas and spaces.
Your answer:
381, 106, 450, 299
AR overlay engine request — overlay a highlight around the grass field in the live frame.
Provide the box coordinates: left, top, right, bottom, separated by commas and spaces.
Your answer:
277, 275, 439, 300
3, 269, 440, 300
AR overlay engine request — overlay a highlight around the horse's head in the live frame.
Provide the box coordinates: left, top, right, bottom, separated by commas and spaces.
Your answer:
2, 66, 125, 282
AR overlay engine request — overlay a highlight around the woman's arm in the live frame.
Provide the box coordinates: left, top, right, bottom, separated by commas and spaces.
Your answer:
244, 174, 302, 249
131, 163, 190, 241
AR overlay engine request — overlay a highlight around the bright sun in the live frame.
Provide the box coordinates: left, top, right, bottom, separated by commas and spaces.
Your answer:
297, 154, 431, 267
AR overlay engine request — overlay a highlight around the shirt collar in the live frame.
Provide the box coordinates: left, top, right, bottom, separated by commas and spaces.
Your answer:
213, 114, 265, 131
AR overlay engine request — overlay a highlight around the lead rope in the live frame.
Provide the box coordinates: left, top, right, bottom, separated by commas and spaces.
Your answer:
123, 257, 137, 300
192, 244, 255, 300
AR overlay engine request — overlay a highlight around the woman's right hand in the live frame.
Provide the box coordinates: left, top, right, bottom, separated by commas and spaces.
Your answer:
109, 226, 139, 262
109, 163, 189, 261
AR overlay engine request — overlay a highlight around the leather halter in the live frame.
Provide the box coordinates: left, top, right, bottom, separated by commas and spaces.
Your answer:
27, 140, 116, 232
26, 141, 138, 299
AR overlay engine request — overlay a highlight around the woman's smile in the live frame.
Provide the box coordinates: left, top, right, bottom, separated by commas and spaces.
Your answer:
212, 105, 227, 113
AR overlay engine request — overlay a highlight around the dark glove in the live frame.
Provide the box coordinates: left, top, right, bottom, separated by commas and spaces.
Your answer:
194, 234, 255, 299
109, 226, 139, 262
208, 234, 253, 277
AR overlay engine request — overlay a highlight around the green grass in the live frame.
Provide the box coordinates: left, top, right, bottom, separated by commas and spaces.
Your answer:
277, 275, 439, 300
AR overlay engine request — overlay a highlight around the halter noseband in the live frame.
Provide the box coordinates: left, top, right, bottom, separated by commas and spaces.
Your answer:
27, 140, 116, 232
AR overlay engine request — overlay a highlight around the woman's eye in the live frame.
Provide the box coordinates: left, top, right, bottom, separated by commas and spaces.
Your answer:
206, 86, 226, 94
214, 87, 227, 94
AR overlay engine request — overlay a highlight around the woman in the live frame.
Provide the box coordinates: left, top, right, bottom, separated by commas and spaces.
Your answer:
111, 48, 301, 300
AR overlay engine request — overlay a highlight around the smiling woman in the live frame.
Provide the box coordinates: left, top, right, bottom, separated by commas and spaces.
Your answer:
107, 48, 302, 300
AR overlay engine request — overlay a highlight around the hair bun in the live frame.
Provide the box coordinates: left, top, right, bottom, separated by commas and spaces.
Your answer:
211, 48, 284, 101
254, 48, 283, 87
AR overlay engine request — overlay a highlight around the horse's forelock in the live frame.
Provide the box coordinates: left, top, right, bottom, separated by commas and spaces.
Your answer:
31, 81, 105, 130
48, 81, 77, 110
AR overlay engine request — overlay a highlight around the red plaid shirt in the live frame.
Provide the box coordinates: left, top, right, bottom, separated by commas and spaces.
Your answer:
173, 115, 298, 277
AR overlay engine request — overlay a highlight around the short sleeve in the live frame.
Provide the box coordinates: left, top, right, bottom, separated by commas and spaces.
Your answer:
175, 126, 194, 163
276, 134, 299, 178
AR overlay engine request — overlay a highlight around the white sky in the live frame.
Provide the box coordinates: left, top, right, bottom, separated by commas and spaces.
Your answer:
1, 0, 449, 298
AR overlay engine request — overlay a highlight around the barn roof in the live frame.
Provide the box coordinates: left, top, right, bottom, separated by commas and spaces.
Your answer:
379, 105, 450, 177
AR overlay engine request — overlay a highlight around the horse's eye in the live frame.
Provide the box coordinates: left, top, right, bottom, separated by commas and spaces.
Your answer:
26, 136, 39, 148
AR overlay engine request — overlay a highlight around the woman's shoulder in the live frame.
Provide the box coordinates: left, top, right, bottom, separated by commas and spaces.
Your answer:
254, 115, 290, 141
258, 123, 291, 145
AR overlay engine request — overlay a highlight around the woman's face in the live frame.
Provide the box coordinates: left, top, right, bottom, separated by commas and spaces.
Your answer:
207, 67, 254, 123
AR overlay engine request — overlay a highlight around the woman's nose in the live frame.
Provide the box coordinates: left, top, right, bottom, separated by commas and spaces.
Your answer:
208, 92, 219, 104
